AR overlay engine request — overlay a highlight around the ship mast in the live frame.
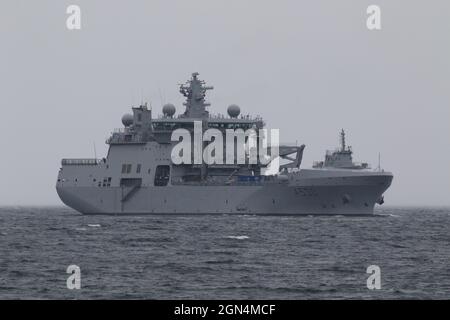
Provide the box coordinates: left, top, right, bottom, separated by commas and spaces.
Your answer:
340, 129, 346, 152
180, 72, 214, 118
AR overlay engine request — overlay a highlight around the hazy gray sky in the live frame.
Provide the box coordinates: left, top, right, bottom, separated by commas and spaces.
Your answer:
1, 0, 449, 206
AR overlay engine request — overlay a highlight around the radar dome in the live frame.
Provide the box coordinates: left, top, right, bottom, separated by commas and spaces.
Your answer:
227, 104, 240, 118
163, 103, 176, 117
121, 113, 133, 127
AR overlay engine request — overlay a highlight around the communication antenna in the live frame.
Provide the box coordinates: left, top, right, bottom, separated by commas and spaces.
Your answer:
158, 87, 166, 105
93, 142, 97, 160
377, 152, 381, 171
131, 89, 135, 107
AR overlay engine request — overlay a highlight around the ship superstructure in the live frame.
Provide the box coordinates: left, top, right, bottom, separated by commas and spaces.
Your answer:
313, 129, 369, 170
56, 73, 393, 215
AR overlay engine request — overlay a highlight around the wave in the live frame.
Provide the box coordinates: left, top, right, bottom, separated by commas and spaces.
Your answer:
205, 259, 235, 264
374, 213, 400, 218
225, 235, 249, 240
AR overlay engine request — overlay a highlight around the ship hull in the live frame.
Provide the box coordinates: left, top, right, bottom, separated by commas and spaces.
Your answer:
56, 171, 393, 215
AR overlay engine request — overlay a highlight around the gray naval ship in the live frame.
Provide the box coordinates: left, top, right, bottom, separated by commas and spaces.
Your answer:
56, 73, 393, 215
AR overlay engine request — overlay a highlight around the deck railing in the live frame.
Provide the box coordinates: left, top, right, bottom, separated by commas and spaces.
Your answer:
106, 132, 146, 144
61, 158, 100, 166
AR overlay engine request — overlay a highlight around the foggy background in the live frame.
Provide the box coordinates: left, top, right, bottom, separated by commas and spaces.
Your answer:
1, 0, 449, 206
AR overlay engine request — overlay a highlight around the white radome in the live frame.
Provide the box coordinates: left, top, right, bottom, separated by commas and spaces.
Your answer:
121, 113, 133, 127
163, 103, 176, 117
227, 104, 240, 118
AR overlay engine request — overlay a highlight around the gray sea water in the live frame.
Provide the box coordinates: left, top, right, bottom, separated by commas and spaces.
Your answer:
0, 206, 449, 299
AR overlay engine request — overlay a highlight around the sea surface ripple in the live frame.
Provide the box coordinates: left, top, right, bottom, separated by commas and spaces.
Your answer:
0, 206, 449, 299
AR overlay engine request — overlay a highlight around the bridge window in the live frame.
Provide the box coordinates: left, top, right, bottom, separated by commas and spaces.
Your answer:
154, 165, 170, 186
136, 164, 141, 174
121, 164, 132, 174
